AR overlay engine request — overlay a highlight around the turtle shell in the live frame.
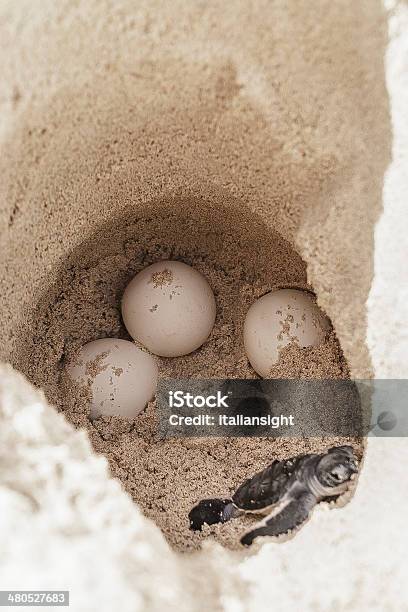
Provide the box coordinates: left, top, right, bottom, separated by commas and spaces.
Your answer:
232, 455, 309, 511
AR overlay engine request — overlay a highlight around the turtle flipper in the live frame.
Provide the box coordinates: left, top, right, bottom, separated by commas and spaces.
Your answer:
189, 498, 238, 531
241, 491, 316, 546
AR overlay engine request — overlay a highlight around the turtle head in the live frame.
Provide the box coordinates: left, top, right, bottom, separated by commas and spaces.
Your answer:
189, 498, 233, 531
316, 446, 358, 489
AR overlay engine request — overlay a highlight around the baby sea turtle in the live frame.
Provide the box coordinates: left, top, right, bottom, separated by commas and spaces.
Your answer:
189, 445, 358, 546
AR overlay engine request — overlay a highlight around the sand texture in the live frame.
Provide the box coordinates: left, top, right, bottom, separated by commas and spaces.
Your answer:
0, 0, 402, 612
0, 0, 392, 593
2, 0, 406, 609
0, 0, 389, 553
5, 200, 358, 550
0, 0, 389, 379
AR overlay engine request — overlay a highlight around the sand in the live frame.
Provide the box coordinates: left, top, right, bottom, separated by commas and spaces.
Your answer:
0, 0, 389, 553
9, 210, 361, 550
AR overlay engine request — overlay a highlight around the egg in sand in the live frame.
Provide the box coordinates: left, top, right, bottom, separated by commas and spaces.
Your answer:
244, 288, 331, 377
66, 338, 158, 419
121, 260, 216, 357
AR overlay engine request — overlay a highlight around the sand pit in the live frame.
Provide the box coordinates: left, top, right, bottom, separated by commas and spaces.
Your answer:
7, 198, 360, 550
0, 0, 389, 568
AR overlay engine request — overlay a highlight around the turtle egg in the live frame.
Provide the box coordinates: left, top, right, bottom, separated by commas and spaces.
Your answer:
121, 260, 216, 357
66, 338, 158, 419
244, 288, 331, 377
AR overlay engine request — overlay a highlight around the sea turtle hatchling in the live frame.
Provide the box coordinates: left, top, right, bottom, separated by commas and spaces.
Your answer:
189, 445, 358, 546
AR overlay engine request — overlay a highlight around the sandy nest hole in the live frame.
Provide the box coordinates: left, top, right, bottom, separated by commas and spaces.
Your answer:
13, 200, 363, 551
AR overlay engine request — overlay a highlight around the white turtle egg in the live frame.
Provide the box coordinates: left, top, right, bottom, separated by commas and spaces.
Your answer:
244, 288, 331, 377
121, 260, 216, 357
66, 338, 158, 419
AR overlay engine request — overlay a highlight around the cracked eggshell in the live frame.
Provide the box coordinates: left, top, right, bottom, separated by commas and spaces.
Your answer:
244, 289, 331, 377
66, 338, 158, 419
121, 260, 216, 357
